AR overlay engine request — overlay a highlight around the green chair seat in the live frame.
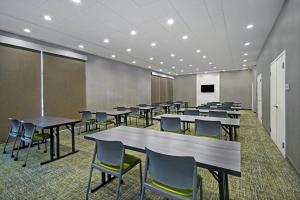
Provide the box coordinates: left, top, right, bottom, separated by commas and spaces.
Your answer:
152, 179, 193, 197
25, 133, 49, 141
96, 120, 115, 125
96, 154, 139, 172
198, 135, 218, 140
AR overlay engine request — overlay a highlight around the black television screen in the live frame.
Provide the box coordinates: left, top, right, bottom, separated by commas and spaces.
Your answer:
201, 84, 214, 92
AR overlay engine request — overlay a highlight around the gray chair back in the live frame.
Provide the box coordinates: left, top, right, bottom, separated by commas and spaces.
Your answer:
96, 112, 107, 123
81, 111, 92, 122
208, 111, 228, 118
22, 122, 36, 140
161, 117, 181, 133
137, 104, 147, 107
130, 107, 140, 115
96, 140, 124, 167
145, 148, 196, 189
9, 118, 21, 136
184, 109, 200, 116
197, 105, 210, 109
195, 119, 221, 137
116, 107, 127, 111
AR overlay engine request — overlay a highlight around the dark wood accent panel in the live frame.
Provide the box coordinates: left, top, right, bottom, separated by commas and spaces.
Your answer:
43, 53, 86, 119
0, 44, 41, 142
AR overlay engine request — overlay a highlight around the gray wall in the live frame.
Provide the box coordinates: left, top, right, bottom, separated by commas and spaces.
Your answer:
173, 74, 197, 106
86, 54, 151, 110
255, 0, 300, 173
220, 70, 253, 109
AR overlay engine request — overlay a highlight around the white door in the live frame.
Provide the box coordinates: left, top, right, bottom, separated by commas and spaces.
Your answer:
270, 51, 286, 157
257, 74, 262, 123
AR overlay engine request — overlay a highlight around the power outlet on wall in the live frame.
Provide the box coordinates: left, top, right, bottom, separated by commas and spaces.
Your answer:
285, 83, 290, 91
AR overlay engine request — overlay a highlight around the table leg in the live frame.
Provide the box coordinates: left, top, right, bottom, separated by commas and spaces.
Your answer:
50, 127, 54, 160
115, 116, 119, 127
229, 126, 233, 141
71, 123, 75, 153
218, 172, 228, 200
150, 109, 153, 125
145, 110, 149, 127
56, 126, 60, 158
124, 114, 128, 126
164, 107, 167, 114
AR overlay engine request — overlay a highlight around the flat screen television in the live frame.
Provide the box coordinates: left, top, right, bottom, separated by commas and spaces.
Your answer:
201, 84, 214, 93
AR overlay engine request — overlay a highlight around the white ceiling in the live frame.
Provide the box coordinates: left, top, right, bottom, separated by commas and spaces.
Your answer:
0, 0, 284, 75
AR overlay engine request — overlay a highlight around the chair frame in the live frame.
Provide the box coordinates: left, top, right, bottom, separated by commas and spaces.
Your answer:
3, 118, 21, 158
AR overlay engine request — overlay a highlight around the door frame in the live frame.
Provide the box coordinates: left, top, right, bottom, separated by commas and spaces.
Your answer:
270, 50, 286, 157
257, 73, 262, 123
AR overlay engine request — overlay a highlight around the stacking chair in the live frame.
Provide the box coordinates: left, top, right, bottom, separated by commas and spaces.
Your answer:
161, 117, 182, 134
208, 111, 228, 118
197, 105, 210, 109
167, 102, 176, 113
15, 122, 50, 167
151, 103, 162, 116
129, 107, 144, 127
137, 104, 148, 107
195, 119, 222, 139
184, 110, 200, 131
116, 106, 127, 111
79, 111, 95, 134
95, 112, 115, 130
86, 140, 142, 200
3, 118, 22, 158
141, 148, 203, 200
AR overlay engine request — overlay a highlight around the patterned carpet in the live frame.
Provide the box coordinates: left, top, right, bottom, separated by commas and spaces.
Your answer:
1, 111, 300, 200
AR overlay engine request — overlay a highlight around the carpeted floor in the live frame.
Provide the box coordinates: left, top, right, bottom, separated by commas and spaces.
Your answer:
1, 111, 300, 199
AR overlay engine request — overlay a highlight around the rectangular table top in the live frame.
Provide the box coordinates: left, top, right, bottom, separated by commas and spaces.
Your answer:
22, 116, 80, 129
153, 114, 240, 127
84, 126, 241, 176
80, 110, 131, 116
178, 108, 241, 115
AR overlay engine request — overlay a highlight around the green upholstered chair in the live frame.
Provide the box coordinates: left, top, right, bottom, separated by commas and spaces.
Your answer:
3, 118, 22, 158
129, 107, 144, 127
160, 116, 183, 134
141, 148, 203, 200
195, 119, 221, 140
86, 140, 142, 200
95, 112, 115, 130
79, 111, 95, 134
14, 122, 50, 167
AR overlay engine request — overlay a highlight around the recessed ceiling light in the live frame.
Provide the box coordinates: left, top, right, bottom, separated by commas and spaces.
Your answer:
209, 62, 212, 65
196, 49, 201, 53
24, 28, 31, 33
78, 44, 84, 49
132, 61, 136, 64
104, 38, 110, 43
44, 15, 52, 21
242, 67, 248, 70
222, 70, 226, 72
244, 42, 250, 46
246, 24, 254, 29
168, 72, 171, 74
204, 72, 208, 74
172, 66, 176, 69
181, 70, 184, 72
167, 18, 174, 25
189, 64, 192, 67
213, 67, 217, 69
176, 73, 179, 76
202, 55, 206, 59
149, 57, 153, 61
171, 53, 175, 57
182, 35, 188, 40
151, 42, 157, 47
179, 58, 183, 62
160, 61, 164, 65
243, 59, 247, 62
130, 30, 137, 36
148, 66, 152, 69
159, 69, 163, 72
72, 0, 81, 3
126, 48, 132, 52
242, 64, 247, 67
243, 53, 248, 56
111, 54, 116, 58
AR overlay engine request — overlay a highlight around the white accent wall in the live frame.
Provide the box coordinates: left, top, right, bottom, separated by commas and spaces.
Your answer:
196, 73, 220, 105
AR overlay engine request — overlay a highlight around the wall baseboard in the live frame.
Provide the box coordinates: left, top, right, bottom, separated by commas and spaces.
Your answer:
286, 155, 300, 177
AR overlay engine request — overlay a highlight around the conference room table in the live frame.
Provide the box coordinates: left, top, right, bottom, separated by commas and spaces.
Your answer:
178, 108, 241, 118
159, 104, 171, 113
84, 126, 241, 200
173, 102, 182, 113
153, 114, 240, 141
195, 105, 242, 111
21, 116, 80, 165
80, 110, 131, 127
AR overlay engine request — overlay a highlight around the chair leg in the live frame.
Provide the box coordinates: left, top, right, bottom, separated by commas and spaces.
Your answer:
79, 123, 82, 135
199, 179, 203, 200
14, 139, 23, 161
37, 142, 40, 150
22, 142, 32, 167
139, 162, 143, 194
116, 176, 123, 200
11, 136, 18, 158
140, 185, 145, 200
3, 135, 10, 154
85, 166, 94, 200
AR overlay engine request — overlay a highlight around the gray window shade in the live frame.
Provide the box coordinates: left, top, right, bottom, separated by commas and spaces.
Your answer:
0, 44, 41, 142
151, 75, 173, 103
43, 53, 86, 119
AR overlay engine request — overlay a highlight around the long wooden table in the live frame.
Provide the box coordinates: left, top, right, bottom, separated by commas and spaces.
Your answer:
153, 114, 240, 141
178, 108, 241, 118
22, 116, 80, 165
84, 126, 241, 200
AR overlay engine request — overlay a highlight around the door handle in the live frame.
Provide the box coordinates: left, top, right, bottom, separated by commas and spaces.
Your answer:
273, 105, 278, 108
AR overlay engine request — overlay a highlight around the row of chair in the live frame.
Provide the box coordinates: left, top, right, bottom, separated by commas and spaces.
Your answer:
86, 140, 203, 200
3, 118, 49, 167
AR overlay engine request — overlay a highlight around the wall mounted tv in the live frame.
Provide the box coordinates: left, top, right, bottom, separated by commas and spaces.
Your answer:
201, 84, 214, 93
